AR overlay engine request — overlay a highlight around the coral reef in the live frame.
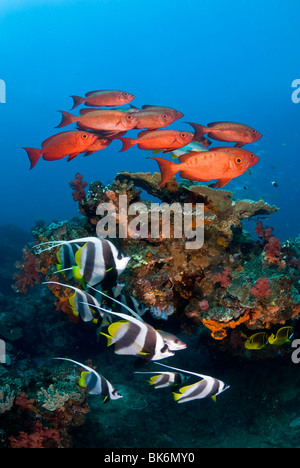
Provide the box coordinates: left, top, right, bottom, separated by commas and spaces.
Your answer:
20, 170, 299, 351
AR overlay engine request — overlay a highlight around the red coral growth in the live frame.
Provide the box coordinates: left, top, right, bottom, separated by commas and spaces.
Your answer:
69, 173, 88, 202
198, 299, 209, 311
255, 221, 273, 240
9, 422, 61, 448
264, 236, 281, 264
251, 277, 271, 298
213, 267, 232, 288
13, 245, 41, 294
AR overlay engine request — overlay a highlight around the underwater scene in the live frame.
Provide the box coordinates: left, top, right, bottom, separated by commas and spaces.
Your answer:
1, 0, 300, 452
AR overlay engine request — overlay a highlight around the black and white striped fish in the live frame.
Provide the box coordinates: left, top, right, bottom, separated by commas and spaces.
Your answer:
37, 237, 130, 289
53, 358, 122, 403
44, 282, 101, 323
56, 243, 79, 280
135, 371, 188, 389
87, 304, 175, 361
155, 362, 230, 403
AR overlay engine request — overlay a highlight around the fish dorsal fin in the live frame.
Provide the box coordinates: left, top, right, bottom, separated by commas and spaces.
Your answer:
85, 90, 105, 97
79, 108, 102, 115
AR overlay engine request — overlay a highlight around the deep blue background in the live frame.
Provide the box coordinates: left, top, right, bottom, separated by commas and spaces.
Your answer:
0, 0, 299, 241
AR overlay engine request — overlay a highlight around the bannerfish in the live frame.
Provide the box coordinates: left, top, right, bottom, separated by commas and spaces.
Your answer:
95, 307, 175, 361
36, 237, 130, 290
268, 326, 294, 346
156, 331, 186, 351
56, 109, 139, 132
187, 121, 262, 147
119, 129, 195, 153
135, 371, 188, 389
244, 332, 269, 350
70, 90, 135, 110
56, 243, 79, 280
23, 130, 98, 169
128, 109, 178, 130
91, 290, 184, 352
53, 358, 122, 403
149, 149, 259, 188
155, 362, 230, 403
141, 105, 184, 121
44, 282, 101, 323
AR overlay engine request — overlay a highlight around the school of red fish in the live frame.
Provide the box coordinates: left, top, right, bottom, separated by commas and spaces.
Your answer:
23, 89, 262, 188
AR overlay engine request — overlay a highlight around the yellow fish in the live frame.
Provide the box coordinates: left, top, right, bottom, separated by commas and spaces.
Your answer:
268, 327, 294, 346
245, 332, 269, 350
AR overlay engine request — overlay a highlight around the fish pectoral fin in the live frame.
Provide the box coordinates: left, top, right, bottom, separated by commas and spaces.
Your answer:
212, 178, 232, 188
211, 395, 217, 402
67, 152, 80, 162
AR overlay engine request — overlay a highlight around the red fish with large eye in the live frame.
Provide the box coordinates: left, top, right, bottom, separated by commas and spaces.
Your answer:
141, 105, 184, 121
209, 147, 259, 169
56, 109, 139, 132
70, 90, 135, 110
188, 121, 262, 147
129, 109, 179, 129
149, 149, 259, 188
23, 130, 98, 169
119, 129, 194, 152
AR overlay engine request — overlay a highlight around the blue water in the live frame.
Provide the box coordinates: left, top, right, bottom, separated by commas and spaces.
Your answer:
0, 0, 299, 240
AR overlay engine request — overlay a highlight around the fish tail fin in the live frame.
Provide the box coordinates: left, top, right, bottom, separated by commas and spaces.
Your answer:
70, 95, 85, 110
186, 122, 208, 140
147, 157, 179, 186
100, 332, 114, 347
119, 137, 137, 152
55, 110, 77, 128
22, 147, 43, 170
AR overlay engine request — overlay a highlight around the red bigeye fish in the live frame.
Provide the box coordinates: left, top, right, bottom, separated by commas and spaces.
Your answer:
56, 109, 139, 132
209, 147, 260, 168
149, 149, 259, 188
70, 90, 135, 110
83, 136, 111, 156
188, 121, 263, 147
128, 109, 178, 129
141, 105, 184, 121
23, 130, 98, 169
119, 129, 194, 153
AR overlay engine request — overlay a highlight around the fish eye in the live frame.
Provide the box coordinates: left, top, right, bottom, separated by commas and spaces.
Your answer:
181, 133, 187, 137
82, 134, 88, 139
250, 153, 254, 158
252, 129, 256, 133
162, 114, 168, 120
127, 115, 133, 120
236, 157, 243, 164
123, 92, 128, 96
174, 339, 179, 343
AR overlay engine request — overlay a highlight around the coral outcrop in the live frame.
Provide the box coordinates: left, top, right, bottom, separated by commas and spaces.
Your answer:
16, 170, 298, 353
